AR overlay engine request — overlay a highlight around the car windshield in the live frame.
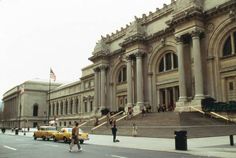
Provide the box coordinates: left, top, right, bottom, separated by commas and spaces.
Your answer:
66, 128, 72, 132
47, 127, 56, 131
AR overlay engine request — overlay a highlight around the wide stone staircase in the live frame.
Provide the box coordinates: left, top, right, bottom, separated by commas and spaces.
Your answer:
80, 111, 236, 138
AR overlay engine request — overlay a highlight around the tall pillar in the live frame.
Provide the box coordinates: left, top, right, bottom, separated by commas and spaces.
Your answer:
148, 72, 153, 109
59, 101, 61, 116
231, 33, 235, 54
126, 56, 133, 107
192, 31, 204, 99
93, 67, 100, 112
50, 103, 53, 116
135, 52, 144, 107
100, 65, 107, 109
176, 36, 187, 102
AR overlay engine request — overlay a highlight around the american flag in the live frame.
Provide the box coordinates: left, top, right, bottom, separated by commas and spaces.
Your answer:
50, 68, 56, 82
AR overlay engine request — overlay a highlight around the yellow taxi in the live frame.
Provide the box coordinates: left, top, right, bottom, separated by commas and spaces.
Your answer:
33, 126, 57, 141
52, 127, 89, 144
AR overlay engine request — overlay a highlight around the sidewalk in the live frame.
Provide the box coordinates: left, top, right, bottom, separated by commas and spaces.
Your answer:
2, 130, 236, 158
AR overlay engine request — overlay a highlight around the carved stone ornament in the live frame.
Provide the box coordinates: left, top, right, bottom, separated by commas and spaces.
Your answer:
206, 23, 215, 33
92, 39, 109, 55
229, 10, 236, 22
174, 0, 203, 13
124, 20, 145, 40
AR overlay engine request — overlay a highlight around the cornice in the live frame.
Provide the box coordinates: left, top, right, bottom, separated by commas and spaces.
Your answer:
167, 7, 204, 27
204, 0, 236, 20
120, 34, 146, 48
145, 27, 175, 43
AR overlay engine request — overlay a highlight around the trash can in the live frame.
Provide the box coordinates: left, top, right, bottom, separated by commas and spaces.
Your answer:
15, 128, 19, 135
175, 130, 187, 150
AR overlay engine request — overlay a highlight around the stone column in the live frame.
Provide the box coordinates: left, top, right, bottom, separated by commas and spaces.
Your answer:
148, 72, 153, 108
231, 33, 235, 54
135, 52, 144, 107
50, 103, 53, 116
173, 87, 176, 105
176, 36, 187, 102
126, 55, 133, 107
93, 67, 100, 112
100, 65, 107, 109
192, 31, 204, 99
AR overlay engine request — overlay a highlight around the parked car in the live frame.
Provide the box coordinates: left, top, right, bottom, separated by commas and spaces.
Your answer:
33, 126, 57, 140
52, 127, 89, 144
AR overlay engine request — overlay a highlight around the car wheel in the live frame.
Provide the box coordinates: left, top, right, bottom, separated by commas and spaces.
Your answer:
42, 136, 46, 141
34, 136, 37, 140
53, 136, 57, 142
79, 140, 84, 144
63, 137, 67, 143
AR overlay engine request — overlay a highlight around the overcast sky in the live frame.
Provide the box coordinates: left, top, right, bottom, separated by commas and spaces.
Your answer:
0, 0, 170, 99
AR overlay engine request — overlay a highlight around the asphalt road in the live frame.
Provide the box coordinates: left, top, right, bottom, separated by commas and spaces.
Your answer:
0, 134, 216, 158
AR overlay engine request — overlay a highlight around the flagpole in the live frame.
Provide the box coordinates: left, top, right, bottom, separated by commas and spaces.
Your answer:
48, 74, 51, 125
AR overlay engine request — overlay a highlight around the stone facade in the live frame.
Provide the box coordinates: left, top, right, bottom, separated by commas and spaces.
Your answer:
90, 0, 236, 112
2, 80, 61, 128
2, 0, 236, 128
48, 65, 95, 127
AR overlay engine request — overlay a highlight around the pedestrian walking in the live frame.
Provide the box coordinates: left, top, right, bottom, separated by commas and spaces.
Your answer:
111, 120, 118, 142
69, 122, 82, 152
132, 123, 138, 137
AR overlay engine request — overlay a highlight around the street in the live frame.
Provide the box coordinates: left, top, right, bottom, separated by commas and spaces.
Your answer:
0, 134, 213, 158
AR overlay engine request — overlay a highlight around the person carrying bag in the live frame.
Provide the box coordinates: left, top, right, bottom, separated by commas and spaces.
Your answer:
69, 122, 82, 152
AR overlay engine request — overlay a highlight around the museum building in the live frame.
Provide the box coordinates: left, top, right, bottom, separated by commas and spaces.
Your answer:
1, 0, 236, 128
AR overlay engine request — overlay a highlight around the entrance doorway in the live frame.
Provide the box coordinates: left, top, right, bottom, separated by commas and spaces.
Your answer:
159, 86, 179, 111
117, 95, 127, 111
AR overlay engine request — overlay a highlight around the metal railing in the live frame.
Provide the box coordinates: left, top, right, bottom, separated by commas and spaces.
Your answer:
91, 111, 124, 131
189, 106, 232, 123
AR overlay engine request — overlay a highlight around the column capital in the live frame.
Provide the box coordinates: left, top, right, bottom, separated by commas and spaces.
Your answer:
175, 36, 184, 43
135, 51, 145, 58
99, 64, 109, 70
191, 30, 201, 39
125, 55, 133, 61
93, 67, 100, 72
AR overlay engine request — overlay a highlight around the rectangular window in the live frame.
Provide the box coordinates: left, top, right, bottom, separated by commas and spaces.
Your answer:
84, 102, 87, 112
229, 82, 234, 91
90, 101, 93, 112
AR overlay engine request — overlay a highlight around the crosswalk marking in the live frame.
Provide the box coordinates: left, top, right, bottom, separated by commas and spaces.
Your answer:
3, 145, 17, 151
111, 155, 128, 158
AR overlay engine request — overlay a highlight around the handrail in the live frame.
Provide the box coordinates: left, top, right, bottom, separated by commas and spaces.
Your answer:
189, 106, 232, 122
91, 111, 124, 131
78, 119, 92, 128
189, 106, 205, 114
210, 112, 231, 121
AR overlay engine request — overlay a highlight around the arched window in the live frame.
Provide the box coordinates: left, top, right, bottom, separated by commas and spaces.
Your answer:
223, 31, 236, 57
159, 52, 178, 72
33, 104, 38, 116
117, 67, 127, 83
